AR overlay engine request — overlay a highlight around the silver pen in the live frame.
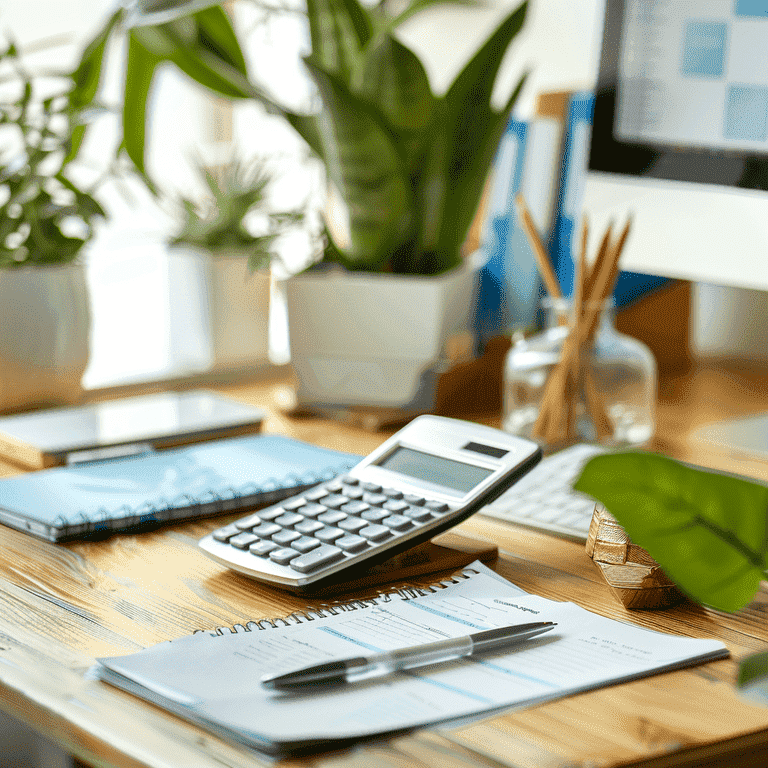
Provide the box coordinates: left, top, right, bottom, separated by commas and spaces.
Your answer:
260, 621, 557, 690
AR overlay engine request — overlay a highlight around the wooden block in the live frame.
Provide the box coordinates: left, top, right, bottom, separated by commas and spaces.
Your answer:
586, 504, 685, 610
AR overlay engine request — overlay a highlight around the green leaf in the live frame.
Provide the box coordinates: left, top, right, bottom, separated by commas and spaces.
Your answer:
123, 34, 162, 173
306, 0, 372, 84
574, 452, 768, 612
387, 0, 481, 29
69, 8, 123, 109
304, 59, 411, 268
416, 2, 527, 268
357, 33, 434, 136
194, 5, 249, 75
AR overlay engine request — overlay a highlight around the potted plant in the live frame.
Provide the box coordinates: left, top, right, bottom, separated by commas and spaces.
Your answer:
0, 40, 105, 413
71, 0, 529, 408
169, 156, 304, 372
575, 451, 768, 706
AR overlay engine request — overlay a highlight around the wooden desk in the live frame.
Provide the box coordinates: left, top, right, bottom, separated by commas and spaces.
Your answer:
1, 364, 768, 768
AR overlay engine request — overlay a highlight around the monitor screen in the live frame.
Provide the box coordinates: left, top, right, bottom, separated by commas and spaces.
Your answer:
584, 0, 768, 291
591, 0, 768, 188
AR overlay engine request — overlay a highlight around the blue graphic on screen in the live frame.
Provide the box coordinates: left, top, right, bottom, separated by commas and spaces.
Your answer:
735, 0, 768, 18
681, 20, 728, 78
724, 85, 768, 141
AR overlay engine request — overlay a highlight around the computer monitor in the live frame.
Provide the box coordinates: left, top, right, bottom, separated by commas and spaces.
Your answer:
584, 0, 768, 291
582, 0, 768, 457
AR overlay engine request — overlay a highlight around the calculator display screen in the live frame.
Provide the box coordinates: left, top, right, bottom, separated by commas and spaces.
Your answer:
375, 446, 493, 494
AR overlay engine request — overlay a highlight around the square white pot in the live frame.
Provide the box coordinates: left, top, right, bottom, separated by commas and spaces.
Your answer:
286, 253, 483, 409
170, 247, 271, 372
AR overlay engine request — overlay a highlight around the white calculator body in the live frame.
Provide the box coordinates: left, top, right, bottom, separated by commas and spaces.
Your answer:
199, 416, 541, 592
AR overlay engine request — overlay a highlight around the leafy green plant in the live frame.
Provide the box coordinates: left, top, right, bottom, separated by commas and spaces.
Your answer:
574, 452, 768, 703
69, 0, 529, 274
171, 157, 304, 273
0, 41, 105, 269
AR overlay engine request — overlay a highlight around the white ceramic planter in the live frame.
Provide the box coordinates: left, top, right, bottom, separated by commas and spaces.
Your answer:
0, 263, 90, 414
286, 253, 483, 409
170, 247, 271, 372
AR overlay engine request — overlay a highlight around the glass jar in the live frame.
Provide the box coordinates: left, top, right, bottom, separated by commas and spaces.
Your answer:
502, 297, 657, 447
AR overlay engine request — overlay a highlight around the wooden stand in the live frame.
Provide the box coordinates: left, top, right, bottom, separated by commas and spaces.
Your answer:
318, 531, 498, 594
586, 504, 685, 610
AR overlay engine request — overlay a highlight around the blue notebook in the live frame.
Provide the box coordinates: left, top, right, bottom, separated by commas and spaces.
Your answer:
0, 435, 359, 542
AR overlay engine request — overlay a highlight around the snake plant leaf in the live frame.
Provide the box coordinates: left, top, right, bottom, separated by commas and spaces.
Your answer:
357, 33, 434, 136
306, 0, 371, 84
574, 452, 768, 613
304, 59, 411, 268
417, 1, 527, 269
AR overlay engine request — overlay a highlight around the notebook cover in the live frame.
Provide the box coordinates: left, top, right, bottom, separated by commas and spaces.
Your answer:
0, 435, 359, 542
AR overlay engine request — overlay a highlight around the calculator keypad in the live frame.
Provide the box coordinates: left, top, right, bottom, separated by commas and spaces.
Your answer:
209, 479, 454, 577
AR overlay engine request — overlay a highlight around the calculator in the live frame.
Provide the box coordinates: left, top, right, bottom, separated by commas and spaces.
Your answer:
199, 416, 542, 592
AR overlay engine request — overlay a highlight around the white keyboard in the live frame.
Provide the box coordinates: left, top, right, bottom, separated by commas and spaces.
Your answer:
479, 444, 606, 541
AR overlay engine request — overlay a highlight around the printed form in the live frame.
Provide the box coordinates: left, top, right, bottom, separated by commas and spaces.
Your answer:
97, 564, 728, 752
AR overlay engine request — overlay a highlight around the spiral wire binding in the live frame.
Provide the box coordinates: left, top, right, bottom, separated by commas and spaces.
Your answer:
197, 568, 480, 637
53, 459, 357, 535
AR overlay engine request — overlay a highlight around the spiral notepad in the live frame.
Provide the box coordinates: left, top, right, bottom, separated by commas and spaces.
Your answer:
193, 567, 482, 638
95, 562, 727, 756
0, 435, 358, 542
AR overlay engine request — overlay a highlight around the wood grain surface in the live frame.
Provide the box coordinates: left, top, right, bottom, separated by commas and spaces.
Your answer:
0, 366, 766, 768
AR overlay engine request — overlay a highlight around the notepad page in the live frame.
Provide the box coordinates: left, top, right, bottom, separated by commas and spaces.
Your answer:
97, 565, 727, 752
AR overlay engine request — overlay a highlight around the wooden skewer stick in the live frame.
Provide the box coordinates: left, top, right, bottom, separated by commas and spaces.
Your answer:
516, 194, 562, 299
531, 215, 632, 447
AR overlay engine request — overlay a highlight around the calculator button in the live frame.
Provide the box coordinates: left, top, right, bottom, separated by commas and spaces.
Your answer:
382, 488, 403, 499
270, 548, 300, 565
249, 540, 278, 556
291, 536, 321, 553
273, 529, 302, 546
405, 507, 433, 522
340, 475, 359, 485
361, 482, 382, 493
360, 524, 391, 542
361, 508, 389, 522
322, 495, 350, 509
325, 481, 344, 493
234, 513, 263, 530
318, 510, 347, 525
253, 523, 282, 538
295, 519, 324, 535
383, 500, 409, 513
362, 492, 387, 506
297, 503, 327, 518
383, 515, 412, 531
212, 524, 241, 542
315, 526, 345, 542
336, 535, 368, 552
340, 500, 369, 515
342, 486, 365, 500
275, 512, 304, 527
404, 494, 426, 506
290, 545, 344, 573
338, 516, 367, 533
229, 532, 258, 549
304, 488, 330, 502
425, 501, 450, 512
255, 508, 284, 522
282, 498, 307, 511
